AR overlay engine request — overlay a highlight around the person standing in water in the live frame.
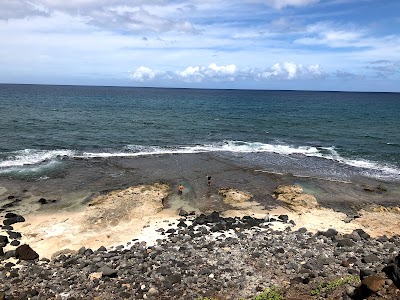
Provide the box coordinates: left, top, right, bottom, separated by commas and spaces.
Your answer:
178, 184, 184, 195
207, 175, 211, 186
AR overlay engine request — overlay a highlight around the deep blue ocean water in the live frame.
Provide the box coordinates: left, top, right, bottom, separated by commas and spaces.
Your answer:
0, 84, 399, 182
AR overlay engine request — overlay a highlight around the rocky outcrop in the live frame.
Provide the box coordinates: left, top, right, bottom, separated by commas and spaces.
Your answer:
370, 205, 400, 214
85, 183, 169, 228
218, 188, 252, 205
273, 185, 318, 211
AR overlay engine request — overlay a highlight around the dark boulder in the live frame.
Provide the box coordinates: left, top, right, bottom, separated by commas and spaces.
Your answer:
278, 215, 289, 223
337, 238, 357, 248
15, 244, 39, 260
10, 240, 20, 246
177, 221, 187, 228
178, 209, 189, 217
4, 212, 17, 218
38, 198, 48, 204
99, 265, 117, 277
3, 215, 25, 226
97, 246, 107, 252
164, 273, 182, 287
0, 235, 9, 247
353, 229, 370, 240
318, 228, 338, 238
8, 231, 22, 240
384, 253, 400, 288
360, 269, 375, 280
4, 250, 16, 259
362, 254, 379, 264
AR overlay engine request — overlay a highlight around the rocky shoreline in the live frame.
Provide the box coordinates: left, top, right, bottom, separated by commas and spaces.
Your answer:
1, 209, 400, 300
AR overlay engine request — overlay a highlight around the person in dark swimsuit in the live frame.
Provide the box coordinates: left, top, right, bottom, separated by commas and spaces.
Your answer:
207, 175, 211, 186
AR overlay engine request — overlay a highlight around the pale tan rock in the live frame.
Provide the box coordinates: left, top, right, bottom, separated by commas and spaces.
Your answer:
371, 205, 400, 214
218, 188, 252, 204
273, 185, 318, 210
11, 183, 171, 259
51, 248, 78, 260
89, 272, 102, 281
84, 183, 169, 228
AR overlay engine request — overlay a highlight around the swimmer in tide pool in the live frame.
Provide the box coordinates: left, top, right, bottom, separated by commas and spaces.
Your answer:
178, 184, 184, 194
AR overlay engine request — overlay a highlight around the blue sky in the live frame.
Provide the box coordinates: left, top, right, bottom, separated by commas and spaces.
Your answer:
1, 0, 399, 92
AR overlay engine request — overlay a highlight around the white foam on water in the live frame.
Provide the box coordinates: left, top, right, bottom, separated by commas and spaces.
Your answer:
0, 149, 75, 168
314, 146, 400, 180
0, 141, 399, 181
80, 141, 321, 158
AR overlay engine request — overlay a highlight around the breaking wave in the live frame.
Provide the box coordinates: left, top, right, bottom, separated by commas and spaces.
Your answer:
0, 141, 399, 181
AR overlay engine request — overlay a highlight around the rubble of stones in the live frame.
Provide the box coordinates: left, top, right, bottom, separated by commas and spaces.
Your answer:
1, 209, 400, 300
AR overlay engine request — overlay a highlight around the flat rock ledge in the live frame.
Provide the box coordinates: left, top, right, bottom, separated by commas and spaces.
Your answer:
1, 211, 400, 300
273, 185, 318, 211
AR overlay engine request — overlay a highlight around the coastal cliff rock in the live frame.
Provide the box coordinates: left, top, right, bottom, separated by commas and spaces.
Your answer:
273, 185, 318, 211
218, 188, 252, 204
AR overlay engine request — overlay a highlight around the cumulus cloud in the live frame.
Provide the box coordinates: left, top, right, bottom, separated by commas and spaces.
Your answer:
258, 62, 325, 80
130, 62, 325, 83
178, 63, 238, 82
130, 66, 161, 81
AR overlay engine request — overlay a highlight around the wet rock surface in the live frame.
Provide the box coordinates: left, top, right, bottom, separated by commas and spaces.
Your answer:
1, 212, 400, 299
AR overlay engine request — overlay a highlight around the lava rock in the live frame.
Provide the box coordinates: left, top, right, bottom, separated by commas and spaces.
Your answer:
0, 235, 8, 247
15, 244, 39, 260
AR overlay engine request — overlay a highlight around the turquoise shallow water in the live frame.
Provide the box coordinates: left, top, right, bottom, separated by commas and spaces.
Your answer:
0, 84, 399, 182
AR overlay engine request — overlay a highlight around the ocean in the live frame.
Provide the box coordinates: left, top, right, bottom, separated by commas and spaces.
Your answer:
0, 84, 399, 184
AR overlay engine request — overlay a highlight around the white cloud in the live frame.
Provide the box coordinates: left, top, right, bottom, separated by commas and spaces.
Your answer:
130, 66, 160, 81
248, 0, 319, 9
131, 62, 324, 83
89, 8, 200, 34
208, 63, 237, 74
178, 63, 238, 82
0, 1, 199, 34
295, 22, 366, 48
0, 0, 46, 19
258, 62, 324, 79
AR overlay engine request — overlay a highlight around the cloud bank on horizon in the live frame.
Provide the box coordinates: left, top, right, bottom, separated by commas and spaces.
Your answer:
1, 0, 399, 91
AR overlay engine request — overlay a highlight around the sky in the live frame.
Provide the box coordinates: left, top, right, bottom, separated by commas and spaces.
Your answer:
1, 0, 400, 92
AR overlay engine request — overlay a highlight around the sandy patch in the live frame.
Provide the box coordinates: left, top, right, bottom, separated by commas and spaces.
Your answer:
353, 210, 400, 237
